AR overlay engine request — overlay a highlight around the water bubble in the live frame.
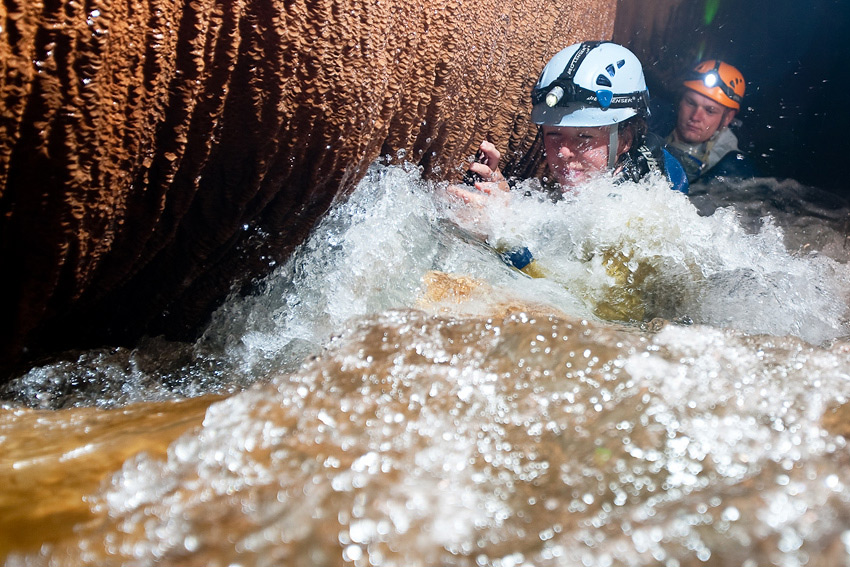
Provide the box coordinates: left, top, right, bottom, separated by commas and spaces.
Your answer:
721, 506, 740, 522
183, 535, 200, 552
343, 544, 363, 561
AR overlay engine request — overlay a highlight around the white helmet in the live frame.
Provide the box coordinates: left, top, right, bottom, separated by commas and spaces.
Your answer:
531, 41, 650, 128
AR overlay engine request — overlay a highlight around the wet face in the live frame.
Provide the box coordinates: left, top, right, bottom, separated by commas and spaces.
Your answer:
542, 125, 630, 188
675, 89, 736, 144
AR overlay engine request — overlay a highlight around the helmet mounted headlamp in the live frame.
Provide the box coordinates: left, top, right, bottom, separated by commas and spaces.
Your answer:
531, 41, 649, 113
531, 79, 648, 111
684, 59, 744, 106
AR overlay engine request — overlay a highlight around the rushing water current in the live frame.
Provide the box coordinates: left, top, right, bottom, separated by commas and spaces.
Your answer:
2, 163, 850, 566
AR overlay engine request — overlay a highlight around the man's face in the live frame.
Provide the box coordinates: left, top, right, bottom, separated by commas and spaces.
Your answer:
675, 89, 735, 144
542, 125, 612, 187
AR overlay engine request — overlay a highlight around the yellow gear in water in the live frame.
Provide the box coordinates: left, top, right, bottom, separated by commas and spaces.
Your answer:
519, 259, 547, 279
520, 249, 651, 323
593, 248, 650, 322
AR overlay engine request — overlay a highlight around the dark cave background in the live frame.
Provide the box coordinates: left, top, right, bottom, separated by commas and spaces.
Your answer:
614, 0, 850, 197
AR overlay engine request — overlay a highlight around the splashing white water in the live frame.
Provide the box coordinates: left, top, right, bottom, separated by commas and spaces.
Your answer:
3, 162, 850, 408
5, 163, 850, 567
203, 163, 850, 373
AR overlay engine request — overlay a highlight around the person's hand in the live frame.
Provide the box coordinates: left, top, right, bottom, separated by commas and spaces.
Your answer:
446, 140, 510, 206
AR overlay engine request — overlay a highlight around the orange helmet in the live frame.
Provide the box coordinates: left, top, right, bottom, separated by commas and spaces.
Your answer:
683, 60, 745, 110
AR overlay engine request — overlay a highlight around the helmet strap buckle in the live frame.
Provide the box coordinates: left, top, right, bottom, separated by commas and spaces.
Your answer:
608, 125, 619, 170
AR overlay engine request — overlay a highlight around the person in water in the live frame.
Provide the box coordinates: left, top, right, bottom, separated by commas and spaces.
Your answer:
663, 59, 759, 183
452, 41, 688, 205
450, 41, 688, 268
448, 41, 689, 322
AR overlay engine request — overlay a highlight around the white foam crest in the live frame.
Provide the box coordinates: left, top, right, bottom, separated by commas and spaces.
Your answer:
627, 323, 850, 466
200, 162, 581, 375
200, 163, 447, 374
202, 162, 850, 383
444, 171, 850, 344
7, 163, 850, 409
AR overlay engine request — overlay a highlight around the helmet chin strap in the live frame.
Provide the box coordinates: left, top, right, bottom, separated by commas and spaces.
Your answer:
608, 125, 619, 170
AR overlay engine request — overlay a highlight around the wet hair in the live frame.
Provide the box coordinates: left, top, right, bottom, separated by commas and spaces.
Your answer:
619, 115, 648, 151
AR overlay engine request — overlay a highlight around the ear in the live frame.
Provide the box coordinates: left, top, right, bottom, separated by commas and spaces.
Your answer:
720, 109, 738, 129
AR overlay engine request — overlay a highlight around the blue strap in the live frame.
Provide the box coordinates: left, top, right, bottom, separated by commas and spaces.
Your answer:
501, 247, 534, 269
662, 148, 689, 194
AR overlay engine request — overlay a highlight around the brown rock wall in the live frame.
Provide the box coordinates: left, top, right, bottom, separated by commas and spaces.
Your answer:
0, 0, 617, 378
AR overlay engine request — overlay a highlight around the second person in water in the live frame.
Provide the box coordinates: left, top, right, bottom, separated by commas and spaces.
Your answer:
663, 59, 759, 183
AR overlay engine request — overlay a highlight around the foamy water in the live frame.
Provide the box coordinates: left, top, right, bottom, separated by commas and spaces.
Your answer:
6, 162, 849, 408
3, 162, 850, 565
198, 162, 850, 373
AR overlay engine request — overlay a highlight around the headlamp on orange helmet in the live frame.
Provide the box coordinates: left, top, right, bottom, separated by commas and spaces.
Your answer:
683, 60, 745, 110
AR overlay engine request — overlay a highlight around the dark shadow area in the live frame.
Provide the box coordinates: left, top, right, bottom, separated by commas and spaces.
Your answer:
614, 0, 850, 198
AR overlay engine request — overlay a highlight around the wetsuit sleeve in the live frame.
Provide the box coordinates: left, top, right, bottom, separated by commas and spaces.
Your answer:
662, 148, 689, 194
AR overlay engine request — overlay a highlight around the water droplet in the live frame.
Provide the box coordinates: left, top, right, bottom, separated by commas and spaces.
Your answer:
343, 544, 362, 561
721, 506, 740, 522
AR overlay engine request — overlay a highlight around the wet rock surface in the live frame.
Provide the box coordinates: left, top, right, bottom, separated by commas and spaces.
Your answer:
0, 0, 616, 379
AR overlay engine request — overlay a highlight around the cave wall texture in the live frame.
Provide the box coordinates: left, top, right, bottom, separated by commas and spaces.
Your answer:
0, 0, 617, 378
